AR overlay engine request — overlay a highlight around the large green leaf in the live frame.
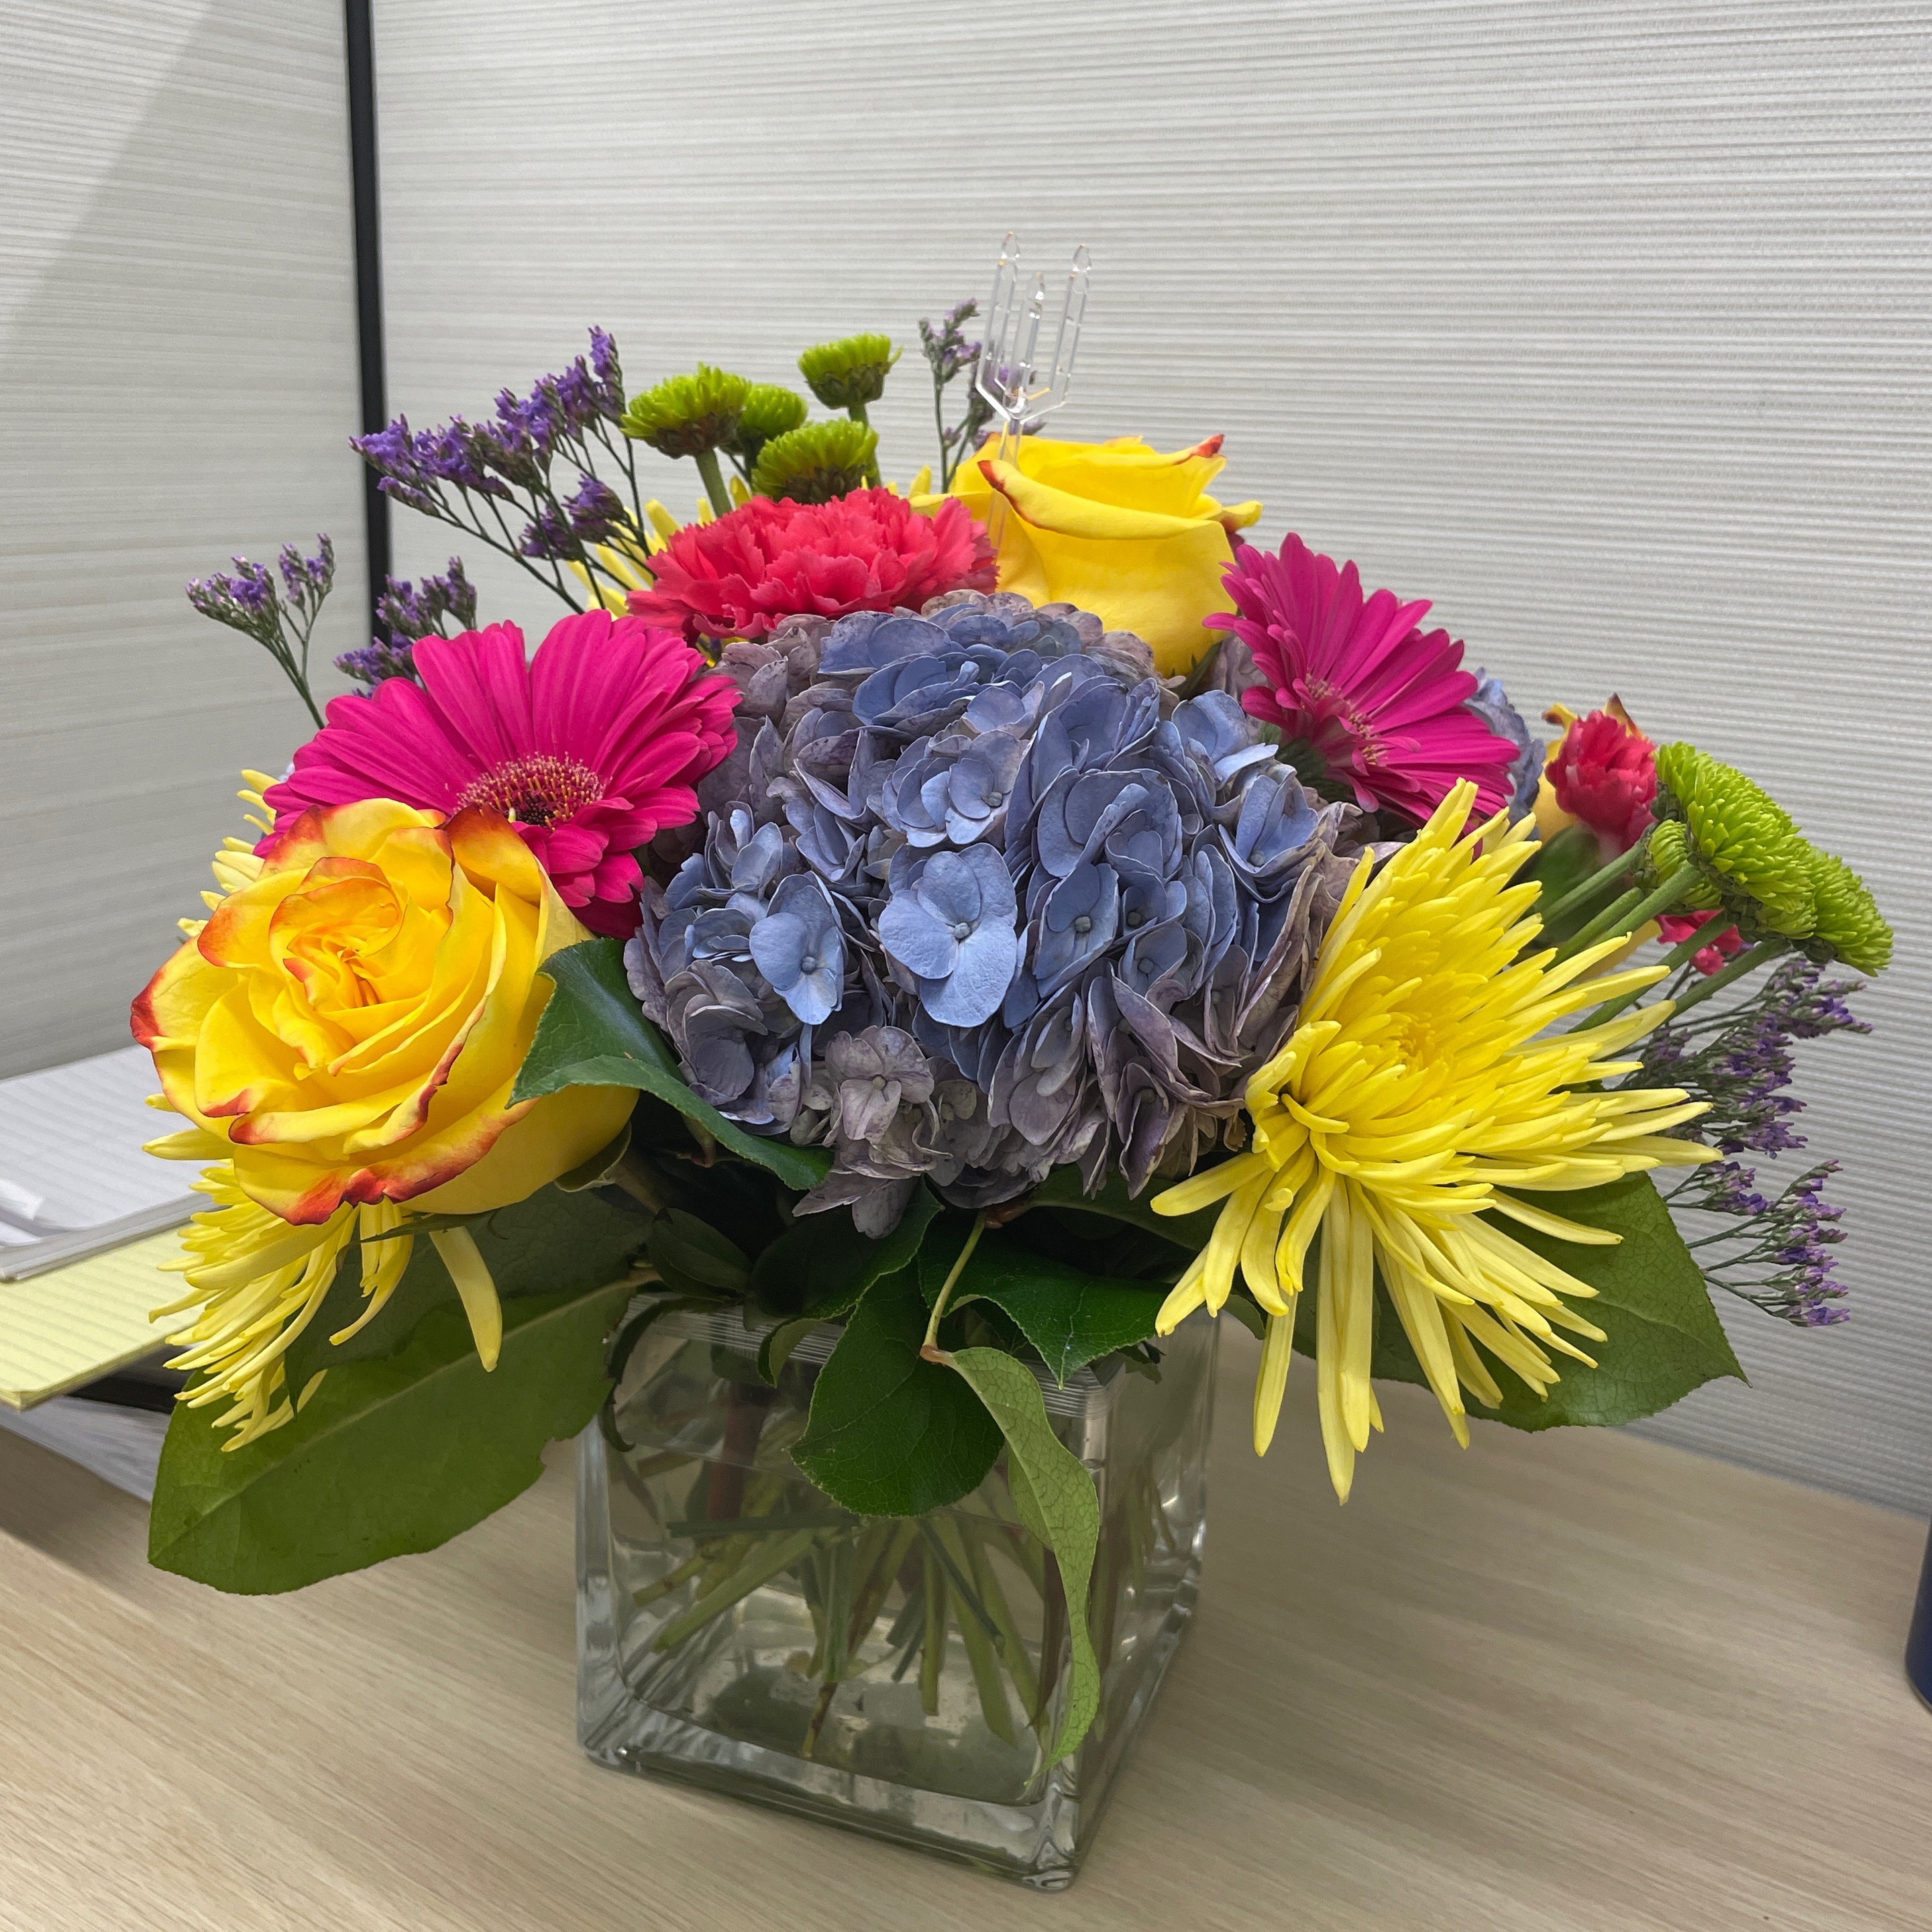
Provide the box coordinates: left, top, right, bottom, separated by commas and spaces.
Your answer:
1027, 1165, 1222, 1256
751, 1188, 943, 1381
1364, 1173, 1744, 1430
918, 1223, 1167, 1386
792, 1271, 1002, 1516
647, 1210, 751, 1297
945, 1347, 1102, 1765
511, 938, 830, 1191
280, 1180, 644, 1400
751, 1187, 940, 1321
149, 1277, 635, 1594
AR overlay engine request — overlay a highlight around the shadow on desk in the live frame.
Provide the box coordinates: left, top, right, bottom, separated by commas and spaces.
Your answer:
2, 1334, 1929, 1932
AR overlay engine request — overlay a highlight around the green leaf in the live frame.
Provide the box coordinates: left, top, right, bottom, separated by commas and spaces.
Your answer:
149, 1277, 634, 1594
792, 1271, 1002, 1516
1366, 1173, 1744, 1429
756, 1316, 826, 1385
1219, 1291, 1268, 1342
918, 1224, 1167, 1385
511, 938, 830, 1191
944, 1346, 1102, 1765
555, 1120, 633, 1191
647, 1210, 751, 1296
280, 1181, 645, 1403
1027, 1164, 1222, 1255
1529, 822, 1625, 946
751, 1186, 940, 1321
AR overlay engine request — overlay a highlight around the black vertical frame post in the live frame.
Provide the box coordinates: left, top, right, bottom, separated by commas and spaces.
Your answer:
344, 0, 389, 633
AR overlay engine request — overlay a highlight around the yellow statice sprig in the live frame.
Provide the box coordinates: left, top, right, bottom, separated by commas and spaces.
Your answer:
1152, 782, 1717, 1501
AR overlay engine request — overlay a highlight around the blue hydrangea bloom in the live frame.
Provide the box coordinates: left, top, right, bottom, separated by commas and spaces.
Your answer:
1468, 671, 1545, 820
627, 590, 1367, 1226
749, 873, 846, 1024
879, 844, 1019, 1026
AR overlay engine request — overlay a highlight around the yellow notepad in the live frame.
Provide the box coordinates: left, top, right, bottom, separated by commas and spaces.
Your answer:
0, 1231, 191, 1409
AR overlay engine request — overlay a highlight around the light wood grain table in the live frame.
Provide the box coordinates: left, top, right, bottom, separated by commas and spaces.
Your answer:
3, 1330, 1928, 1932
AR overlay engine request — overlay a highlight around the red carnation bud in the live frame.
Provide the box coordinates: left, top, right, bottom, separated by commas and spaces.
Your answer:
1550, 709, 1657, 855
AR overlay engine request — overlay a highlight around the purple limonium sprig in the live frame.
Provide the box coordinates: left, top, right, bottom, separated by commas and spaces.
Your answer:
1672, 1157, 1851, 1326
186, 533, 333, 727
374, 557, 478, 643
1634, 957, 1870, 1157
1632, 957, 1870, 1327
919, 298, 981, 383
333, 635, 419, 690
517, 500, 573, 560
350, 328, 649, 615
335, 557, 479, 692
918, 297, 995, 488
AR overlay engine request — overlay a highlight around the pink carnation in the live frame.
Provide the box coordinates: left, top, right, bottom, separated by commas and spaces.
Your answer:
1215, 535, 1517, 822
627, 486, 996, 643
1549, 710, 1657, 857
264, 610, 737, 938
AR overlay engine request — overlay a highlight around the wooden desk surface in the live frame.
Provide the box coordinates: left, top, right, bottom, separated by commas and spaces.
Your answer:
3, 1331, 1928, 1932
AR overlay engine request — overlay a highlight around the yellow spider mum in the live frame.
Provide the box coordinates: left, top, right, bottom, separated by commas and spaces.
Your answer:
152, 1164, 417, 1448
1152, 782, 1717, 1500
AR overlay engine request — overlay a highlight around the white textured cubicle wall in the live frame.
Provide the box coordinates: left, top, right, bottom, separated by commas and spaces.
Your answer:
0, 1, 366, 1079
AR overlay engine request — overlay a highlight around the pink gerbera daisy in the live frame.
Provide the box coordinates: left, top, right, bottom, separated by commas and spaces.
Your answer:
1214, 535, 1517, 822
264, 610, 737, 937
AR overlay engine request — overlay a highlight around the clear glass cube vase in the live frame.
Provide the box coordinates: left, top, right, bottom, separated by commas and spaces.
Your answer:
577, 1299, 1218, 1889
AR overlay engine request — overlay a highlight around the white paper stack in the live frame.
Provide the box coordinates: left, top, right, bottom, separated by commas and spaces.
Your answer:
0, 1046, 199, 1283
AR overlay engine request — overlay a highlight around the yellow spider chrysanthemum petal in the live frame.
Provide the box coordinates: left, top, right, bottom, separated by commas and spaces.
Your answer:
1155, 781, 1718, 1500
569, 527, 661, 612
153, 1163, 430, 1448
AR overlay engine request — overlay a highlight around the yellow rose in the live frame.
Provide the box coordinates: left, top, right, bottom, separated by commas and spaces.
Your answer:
947, 434, 1262, 675
133, 798, 632, 1226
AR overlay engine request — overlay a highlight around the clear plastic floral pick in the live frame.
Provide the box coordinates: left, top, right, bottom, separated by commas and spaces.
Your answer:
972, 233, 1091, 543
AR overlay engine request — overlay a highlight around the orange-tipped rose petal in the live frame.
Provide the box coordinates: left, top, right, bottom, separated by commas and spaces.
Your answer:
139, 797, 632, 1236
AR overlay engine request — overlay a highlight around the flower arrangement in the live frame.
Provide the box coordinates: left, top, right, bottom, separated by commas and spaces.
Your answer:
141, 250, 1890, 1872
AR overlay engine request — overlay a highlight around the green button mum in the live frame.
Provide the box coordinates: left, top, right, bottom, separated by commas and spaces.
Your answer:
1805, 847, 1892, 974
1640, 821, 1722, 908
798, 333, 898, 412
725, 382, 808, 472
750, 419, 879, 504
1652, 742, 1815, 938
619, 365, 751, 460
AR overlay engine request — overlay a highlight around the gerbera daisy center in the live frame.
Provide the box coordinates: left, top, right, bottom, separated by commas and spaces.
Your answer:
1301, 677, 1388, 769
458, 752, 604, 826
